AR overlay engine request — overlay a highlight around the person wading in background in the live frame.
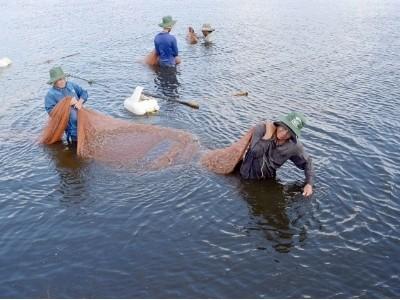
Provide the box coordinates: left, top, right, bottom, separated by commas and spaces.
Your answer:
200, 23, 215, 44
44, 66, 88, 146
186, 23, 215, 45
154, 16, 181, 67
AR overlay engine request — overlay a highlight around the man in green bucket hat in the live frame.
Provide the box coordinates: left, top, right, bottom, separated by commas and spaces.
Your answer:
154, 16, 181, 67
44, 66, 89, 145
239, 112, 314, 197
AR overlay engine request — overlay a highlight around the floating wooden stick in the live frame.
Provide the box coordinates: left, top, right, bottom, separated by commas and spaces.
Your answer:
233, 91, 249, 96
143, 91, 199, 109
40, 52, 80, 64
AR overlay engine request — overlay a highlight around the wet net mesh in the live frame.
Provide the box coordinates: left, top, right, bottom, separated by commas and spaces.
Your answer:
40, 97, 71, 144
40, 97, 198, 170
200, 128, 254, 174
144, 50, 159, 66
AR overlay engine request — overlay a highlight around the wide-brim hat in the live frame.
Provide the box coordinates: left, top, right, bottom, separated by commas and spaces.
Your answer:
274, 112, 307, 138
47, 66, 68, 85
201, 23, 215, 32
159, 16, 177, 28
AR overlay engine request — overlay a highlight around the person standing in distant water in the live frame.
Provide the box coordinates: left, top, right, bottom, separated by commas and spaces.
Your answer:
186, 23, 215, 45
44, 66, 88, 145
154, 16, 181, 67
201, 23, 215, 44
186, 26, 198, 44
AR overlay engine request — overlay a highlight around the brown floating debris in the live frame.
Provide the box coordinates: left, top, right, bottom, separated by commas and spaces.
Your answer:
233, 91, 249, 96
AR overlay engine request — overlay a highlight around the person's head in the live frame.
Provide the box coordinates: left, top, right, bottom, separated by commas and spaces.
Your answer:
201, 23, 215, 36
188, 26, 195, 33
159, 16, 177, 32
274, 112, 307, 142
47, 66, 67, 88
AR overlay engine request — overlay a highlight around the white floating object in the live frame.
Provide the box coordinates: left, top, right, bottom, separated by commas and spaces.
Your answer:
124, 86, 160, 115
0, 57, 12, 68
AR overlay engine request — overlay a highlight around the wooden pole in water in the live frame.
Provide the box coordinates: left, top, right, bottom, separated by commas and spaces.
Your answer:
142, 91, 199, 109
69, 75, 200, 109
40, 52, 80, 64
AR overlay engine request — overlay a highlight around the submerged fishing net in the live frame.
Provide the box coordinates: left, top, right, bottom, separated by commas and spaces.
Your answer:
201, 128, 254, 174
41, 97, 198, 170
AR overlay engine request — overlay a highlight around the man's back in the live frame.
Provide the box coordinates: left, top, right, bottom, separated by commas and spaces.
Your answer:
154, 32, 178, 66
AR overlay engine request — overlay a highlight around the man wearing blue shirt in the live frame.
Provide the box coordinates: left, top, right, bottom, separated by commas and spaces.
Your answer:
44, 66, 88, 144
154, 16, 181, 67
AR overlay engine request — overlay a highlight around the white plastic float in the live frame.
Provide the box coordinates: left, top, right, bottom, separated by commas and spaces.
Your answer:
124, 86, 160, 115
0, 57, 12, 68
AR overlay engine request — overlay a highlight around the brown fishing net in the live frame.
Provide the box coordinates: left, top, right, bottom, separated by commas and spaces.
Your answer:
144, 49, 181, 66
144, 50, 159, 66
40, 97, 71, 144
41, 97, 198, 170
200, 128, 254, 174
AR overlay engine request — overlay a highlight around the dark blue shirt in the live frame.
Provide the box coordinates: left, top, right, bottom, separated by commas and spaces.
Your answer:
154, 32, 178, 66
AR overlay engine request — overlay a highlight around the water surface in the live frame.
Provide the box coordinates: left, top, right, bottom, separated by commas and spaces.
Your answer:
0, 0, 399, 298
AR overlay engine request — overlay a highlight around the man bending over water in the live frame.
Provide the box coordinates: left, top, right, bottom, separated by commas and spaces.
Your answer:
239, 112, 314, 197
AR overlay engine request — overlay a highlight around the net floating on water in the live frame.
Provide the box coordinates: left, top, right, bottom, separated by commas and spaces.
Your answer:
40, 97, 199, 170
201, 128, 254, 174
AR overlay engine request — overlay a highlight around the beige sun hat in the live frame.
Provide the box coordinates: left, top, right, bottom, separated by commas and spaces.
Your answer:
201, 23, 215, 32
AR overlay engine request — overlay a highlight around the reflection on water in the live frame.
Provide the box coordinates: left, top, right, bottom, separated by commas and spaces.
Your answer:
154, 66, 180, 98
240, 179, 308, 253
43, 142, 88, 203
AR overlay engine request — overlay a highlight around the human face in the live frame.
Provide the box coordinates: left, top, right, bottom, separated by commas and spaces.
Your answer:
54, 77, 66, 89
202, 30, 209, 37
276, 125, 292, 142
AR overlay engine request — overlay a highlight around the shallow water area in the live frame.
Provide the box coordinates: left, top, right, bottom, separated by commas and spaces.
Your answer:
0, 0, 399, 298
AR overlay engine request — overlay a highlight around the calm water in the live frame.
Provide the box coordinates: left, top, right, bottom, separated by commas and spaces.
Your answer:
1, 0, 399, 298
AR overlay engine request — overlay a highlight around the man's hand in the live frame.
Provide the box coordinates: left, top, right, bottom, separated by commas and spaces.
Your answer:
303, 183, 313, 197
70, 97, 78, 106
74, 98, 84, 110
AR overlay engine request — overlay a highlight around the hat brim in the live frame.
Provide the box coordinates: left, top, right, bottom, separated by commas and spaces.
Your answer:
159, 20, 177, 28
273, 121, 298, 140
202, 28, 215, 32
47, 74, 68, 85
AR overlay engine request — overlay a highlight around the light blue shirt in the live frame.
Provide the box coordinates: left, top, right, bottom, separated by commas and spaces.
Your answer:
44, 81, 88, 140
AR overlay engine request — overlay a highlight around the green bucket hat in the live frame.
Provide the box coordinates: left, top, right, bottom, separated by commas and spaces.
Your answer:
47, 66, 67, 85
275, 112, 307, 138
159, 16, 177, 28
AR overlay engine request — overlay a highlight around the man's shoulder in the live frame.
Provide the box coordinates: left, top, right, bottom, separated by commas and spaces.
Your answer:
67, 81, 80, 90
46, 87, 57, 97
290, 139, 306, 154
155, 32, 167, 38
